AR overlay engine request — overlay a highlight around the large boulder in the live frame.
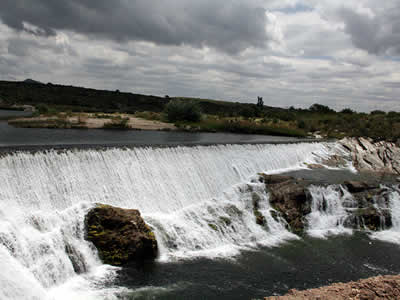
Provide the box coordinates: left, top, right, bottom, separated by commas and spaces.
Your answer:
85, 204, 158, 266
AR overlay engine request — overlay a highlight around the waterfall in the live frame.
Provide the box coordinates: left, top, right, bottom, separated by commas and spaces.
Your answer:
0, 142, 335, 299
306, 183, 400, 244
146, 181, 296, 260
371, 187, 400, 245
306, 185, 354, 238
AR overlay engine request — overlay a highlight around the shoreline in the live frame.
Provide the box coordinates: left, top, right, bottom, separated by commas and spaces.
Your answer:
265, 274, 400, 299
7, 113, 177, 131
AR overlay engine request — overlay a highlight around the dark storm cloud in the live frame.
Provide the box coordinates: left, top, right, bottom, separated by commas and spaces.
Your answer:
338, 5, 400, 56
0, 0, 269, 54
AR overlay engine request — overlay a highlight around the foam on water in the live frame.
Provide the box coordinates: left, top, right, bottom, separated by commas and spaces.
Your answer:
371, 187, 400, 244
0, 142, 337, 299
146, 181, 298, 260
307, 185, 354, 238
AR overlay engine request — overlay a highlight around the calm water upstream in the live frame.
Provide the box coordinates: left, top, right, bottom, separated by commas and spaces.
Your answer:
0, 120, 307, 150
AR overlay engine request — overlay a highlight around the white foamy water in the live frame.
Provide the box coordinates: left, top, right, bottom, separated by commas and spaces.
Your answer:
147, 181, 297, 260
307, 185, 354, 238
0, 142, 336, 299
371, 187, 400, 245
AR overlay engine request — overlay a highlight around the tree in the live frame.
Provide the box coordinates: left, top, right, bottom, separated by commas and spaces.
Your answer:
340, 108, 355, 114
164, 100, 202, 122
370, 110, 386, 115
309, 103, 335, 113
257, 96, 264, 107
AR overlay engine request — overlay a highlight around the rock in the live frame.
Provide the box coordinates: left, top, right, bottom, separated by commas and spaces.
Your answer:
264, 275, 400, 300
321, 154, 347, 168
252, 192, 267, 227
259, 174, 394, 235
259, 174, 293, 185
306, 164, 325, 169
260, 174, 310, 235
339, 137, 400, 175
85, 204, 158, 266
345, 207, 392, 231
343, 181, 379, 193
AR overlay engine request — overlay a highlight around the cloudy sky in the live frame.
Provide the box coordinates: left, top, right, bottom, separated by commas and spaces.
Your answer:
0, 0, 399, 111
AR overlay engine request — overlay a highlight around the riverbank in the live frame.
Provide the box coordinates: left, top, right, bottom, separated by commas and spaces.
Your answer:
265, 275, 400, 299
8, 112, 177, 131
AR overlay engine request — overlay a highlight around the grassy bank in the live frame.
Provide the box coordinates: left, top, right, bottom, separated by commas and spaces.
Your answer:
177, 119, 306, 137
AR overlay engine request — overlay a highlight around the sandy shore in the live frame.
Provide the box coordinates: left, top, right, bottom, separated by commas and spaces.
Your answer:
265, 275, 400, 300
8, 113, 177, 131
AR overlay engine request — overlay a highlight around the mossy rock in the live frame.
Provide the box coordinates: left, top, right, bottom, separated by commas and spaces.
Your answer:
85, 204, 158, 266
219, 216, 232, 226
208, 223, 218, 231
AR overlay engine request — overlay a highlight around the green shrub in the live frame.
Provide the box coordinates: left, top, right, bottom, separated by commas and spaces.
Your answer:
340, 108, 354, 114
164, 100, 202, 122
103, 118, 130, 129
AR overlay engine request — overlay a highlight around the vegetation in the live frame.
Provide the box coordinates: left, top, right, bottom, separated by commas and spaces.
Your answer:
1, 80, 400, 141
164, 100, 202, 122
102, 116, 130, 129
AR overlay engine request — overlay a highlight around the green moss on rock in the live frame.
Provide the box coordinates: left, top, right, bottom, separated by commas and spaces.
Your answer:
85, 204, 158, 266
219, 216, 232, 226
208, 223, 218, 231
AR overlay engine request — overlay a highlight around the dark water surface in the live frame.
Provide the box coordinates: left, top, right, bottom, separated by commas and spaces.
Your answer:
117, 233, 400, 300
0, 120, 309, 150
0, 109, 32, 118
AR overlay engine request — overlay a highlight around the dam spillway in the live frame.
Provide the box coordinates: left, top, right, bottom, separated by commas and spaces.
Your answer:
1, 142, 399, 299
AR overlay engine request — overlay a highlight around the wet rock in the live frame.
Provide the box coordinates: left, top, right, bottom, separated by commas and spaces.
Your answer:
260, 174, 311, 235
65, 243, 87, 274
306, 163, 325, 170
259, 174, 395, 235
344, 181, 379, 193
252, 192, 267, 227
345, 207, 392, 231
321, 154, 347, 168
259, 174, 293, 185
85, 204, 158, 266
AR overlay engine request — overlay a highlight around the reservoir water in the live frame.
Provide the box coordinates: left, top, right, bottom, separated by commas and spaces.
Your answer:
0, 121, 305, 150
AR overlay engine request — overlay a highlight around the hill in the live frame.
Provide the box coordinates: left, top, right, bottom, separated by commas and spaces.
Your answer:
1, 80, 400, 141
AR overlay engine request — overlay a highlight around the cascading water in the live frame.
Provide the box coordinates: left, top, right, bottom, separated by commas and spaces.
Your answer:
0, 142, 338, 299
306, 185, 354, 238
147, 181, 296, 260
371, 186, 400, 244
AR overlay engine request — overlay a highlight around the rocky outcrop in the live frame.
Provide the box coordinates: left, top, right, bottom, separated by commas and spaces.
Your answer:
260, 174, 310, 235
339, 137, 400, 175
321, 154, 347, 169
85, 204, 158, 266
265, 275, 400, 299
259, 174, 394, 235
343, 180, 379, 193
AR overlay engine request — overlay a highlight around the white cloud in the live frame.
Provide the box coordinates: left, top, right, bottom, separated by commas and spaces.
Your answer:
0, 0, 399, 112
